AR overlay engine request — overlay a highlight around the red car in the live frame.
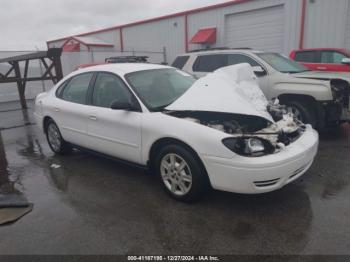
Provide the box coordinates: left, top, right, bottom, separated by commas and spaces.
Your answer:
290, 48, 350, 72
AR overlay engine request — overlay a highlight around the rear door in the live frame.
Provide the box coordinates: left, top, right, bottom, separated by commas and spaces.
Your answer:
53, 72, 94, 148
86, 72, 143, 163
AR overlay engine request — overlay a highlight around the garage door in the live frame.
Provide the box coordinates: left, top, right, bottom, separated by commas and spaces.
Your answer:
345, 4, 350, 49
225, 5, 285, 52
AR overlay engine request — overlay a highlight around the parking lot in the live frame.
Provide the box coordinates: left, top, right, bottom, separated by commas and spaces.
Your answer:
0, 100, 350, 255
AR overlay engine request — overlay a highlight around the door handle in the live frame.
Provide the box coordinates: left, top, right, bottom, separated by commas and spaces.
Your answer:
89, 115, 97, 121
54, 107, 60, 112
317, 67, 326, 70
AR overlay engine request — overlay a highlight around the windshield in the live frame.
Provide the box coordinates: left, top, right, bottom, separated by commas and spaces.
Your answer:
257, 53, 309, 73
125, 68, 196, 111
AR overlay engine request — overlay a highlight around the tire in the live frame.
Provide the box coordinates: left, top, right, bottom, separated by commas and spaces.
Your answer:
284, 100, 317, 128
45, 119, 72, 155
154, 144, 209, 202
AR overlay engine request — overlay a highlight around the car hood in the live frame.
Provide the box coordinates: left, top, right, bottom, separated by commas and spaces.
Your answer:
166, 63, 273, 122
293, 70, 350, 82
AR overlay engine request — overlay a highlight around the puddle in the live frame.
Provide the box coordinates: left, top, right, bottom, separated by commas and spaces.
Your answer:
0, 130, 33, 225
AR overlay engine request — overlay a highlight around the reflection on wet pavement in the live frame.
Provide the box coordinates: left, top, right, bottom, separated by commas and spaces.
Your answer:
0, 102, 349, 254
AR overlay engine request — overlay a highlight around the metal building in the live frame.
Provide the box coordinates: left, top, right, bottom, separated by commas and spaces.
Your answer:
47, 0, 350, 64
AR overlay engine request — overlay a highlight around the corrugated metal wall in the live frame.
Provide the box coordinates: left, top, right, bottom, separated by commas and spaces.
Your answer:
187, 0, 302, 54
344, 1, 350, 49
47, 0, 350, 65
122, 16, 185, 64
304, 0, 350, 48
224, 5, 285, 52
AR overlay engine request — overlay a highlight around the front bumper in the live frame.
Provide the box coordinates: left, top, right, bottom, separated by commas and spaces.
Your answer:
320, 101, 350, 123
201, 126, 319, 194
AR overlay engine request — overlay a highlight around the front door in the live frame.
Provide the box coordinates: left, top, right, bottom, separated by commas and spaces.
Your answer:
86, 72, 142, 164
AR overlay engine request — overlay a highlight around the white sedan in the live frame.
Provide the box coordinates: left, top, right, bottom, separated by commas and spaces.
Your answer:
34, 63, 319, 201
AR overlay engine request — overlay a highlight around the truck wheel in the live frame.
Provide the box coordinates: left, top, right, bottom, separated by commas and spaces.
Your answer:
285, 101, 317, 127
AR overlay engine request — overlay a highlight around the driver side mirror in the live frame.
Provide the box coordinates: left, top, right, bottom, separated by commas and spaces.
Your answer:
252, 66, 267, 77
341, 58, 350, 65
110, 99, 139, 111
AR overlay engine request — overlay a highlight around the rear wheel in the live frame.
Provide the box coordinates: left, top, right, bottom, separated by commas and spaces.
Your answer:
284, 100, 317, 128
45, 120, 72, 154
154, 144, 209, 202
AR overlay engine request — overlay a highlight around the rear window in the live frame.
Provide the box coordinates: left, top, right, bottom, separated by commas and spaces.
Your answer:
294, 51, 319, 63
171, 56, 190, 69
192, 54, 227, 72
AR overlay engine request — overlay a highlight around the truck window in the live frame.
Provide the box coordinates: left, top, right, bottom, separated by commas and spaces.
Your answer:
320, 51, 347, 64
294, 51, 319, 63
227, 54, 260, 67
171, 56, 190, 69
192, 54, 227, 72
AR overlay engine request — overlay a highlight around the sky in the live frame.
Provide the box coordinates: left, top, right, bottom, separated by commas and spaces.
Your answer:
0, 0, 228, 51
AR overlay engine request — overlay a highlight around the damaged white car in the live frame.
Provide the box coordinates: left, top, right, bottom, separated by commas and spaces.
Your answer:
34, 63, 319, 201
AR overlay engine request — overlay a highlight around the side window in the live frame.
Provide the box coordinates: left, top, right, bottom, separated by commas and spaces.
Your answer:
92, 73, 132, 108
192, 54, 227, 72
61, 73, 93, 104
333, 52, 347, 63
321, 51, 347, 64
294, 51, 319, 63
55, 80, 69, 97
171, 56, 190, 69
321, 51, 346, 64
227, 54, 260, 67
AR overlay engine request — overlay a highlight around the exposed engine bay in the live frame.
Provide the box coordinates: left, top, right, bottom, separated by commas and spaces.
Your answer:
165, 101, 306, 157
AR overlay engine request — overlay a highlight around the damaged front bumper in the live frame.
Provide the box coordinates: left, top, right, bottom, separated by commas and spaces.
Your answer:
200, 125, 318, 194
318, 101, 350, 123
327, 80, 350, 123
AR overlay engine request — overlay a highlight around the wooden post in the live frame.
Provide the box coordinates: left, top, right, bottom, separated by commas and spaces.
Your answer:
52, 55, 63, 83
13, 61, 27, 109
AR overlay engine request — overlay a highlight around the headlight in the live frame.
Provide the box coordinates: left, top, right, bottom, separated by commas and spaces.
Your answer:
222, 137, 274, 157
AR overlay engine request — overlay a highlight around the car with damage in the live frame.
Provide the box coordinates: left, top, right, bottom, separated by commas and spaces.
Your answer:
290, 48, 350, 73
172, 49, 350, 129
34, 63, 318, 202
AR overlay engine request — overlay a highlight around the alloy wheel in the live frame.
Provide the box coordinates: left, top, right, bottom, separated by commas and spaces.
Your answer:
160, 153, 193, 196
47, 123, 62, 152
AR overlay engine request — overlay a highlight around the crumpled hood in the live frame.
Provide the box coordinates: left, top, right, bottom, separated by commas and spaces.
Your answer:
293, 70, 350, 82
166, 63, 273, 122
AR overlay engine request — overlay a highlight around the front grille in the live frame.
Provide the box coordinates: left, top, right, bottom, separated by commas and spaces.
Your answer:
254, 178, 280, 188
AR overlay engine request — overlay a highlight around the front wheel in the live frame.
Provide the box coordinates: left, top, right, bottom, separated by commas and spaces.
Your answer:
154, 144, 209, 202
45, 120, 72, 154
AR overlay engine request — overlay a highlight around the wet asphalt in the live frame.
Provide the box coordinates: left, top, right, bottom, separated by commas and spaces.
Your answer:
0, 101, 350, 255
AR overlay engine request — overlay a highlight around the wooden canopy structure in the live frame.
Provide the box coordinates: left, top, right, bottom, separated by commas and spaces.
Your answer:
0, 48, 63, 109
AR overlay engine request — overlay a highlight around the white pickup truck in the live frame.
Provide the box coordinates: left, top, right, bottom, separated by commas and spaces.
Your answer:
172, 49, 350, 129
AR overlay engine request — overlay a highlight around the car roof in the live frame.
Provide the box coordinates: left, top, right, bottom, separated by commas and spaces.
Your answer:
291, 48, 350, 52
176, 49, 266, 57
76, 63, 173, 75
